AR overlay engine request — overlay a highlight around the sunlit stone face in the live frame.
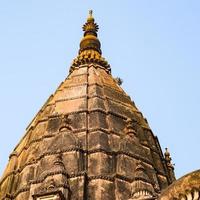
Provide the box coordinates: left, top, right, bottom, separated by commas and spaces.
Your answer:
36, 194, 60, 200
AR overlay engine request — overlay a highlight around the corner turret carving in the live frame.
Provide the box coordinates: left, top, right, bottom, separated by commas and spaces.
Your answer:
164, 148, 176, 183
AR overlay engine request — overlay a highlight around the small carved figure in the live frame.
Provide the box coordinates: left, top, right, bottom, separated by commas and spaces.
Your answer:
59, 114, 72, 131
124, 118, 137, 137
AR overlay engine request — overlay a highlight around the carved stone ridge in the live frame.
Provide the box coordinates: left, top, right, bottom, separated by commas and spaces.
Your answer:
88, 175, 115, 182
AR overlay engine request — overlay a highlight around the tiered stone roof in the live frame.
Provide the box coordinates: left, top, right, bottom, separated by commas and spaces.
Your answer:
0, 11, 174, 200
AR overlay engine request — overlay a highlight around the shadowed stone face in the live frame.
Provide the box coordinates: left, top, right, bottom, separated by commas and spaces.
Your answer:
0, 11, 175, 200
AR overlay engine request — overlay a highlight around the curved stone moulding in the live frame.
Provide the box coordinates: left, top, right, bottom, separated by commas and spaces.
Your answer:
131, 190, 154, 199
179, 190, 200, 200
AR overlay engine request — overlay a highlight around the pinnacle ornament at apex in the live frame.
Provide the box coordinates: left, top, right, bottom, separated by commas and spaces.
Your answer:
80, 10, 100, 54
70, 10, 111, 74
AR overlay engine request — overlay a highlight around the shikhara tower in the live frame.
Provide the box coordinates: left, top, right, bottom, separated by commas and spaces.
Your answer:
0, 11, 175, 200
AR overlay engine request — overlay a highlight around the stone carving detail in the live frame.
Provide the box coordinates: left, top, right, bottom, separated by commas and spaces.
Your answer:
159, 170, 200, 200
120, 118, 148, 156
54, 153, 65, 168
176, 189, 200, 200
129, 161, 156, 200
32, 155, 70, 200
152, 173, 160, 193
38, 154, 66, 181
124, 118, 137, 137
35, 194, 60, 200
40, 178, 57, 193
59, 114, 72, 131
164, 148, 175, 183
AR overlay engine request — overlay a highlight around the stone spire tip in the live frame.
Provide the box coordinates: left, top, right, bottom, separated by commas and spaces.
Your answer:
79, 10, 101, 54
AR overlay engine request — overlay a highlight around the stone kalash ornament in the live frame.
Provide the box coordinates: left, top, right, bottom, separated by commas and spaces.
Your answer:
0, 11, 178, 200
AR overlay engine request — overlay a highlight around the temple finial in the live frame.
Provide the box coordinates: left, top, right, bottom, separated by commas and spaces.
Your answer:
89, 10, 93, 18
79, 10, 101, 54
70, 11, 111, 73
87, 10, 94, 23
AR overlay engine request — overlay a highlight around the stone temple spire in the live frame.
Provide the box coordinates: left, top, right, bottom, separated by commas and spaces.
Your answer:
0, 11, 174, 200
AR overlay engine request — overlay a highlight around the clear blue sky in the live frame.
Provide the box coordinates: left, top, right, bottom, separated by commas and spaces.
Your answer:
0, 1, 200, 179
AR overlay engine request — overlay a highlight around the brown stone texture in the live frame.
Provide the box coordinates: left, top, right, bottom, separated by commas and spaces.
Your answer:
159, 169, 200, 200
0, 12, 174, 200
